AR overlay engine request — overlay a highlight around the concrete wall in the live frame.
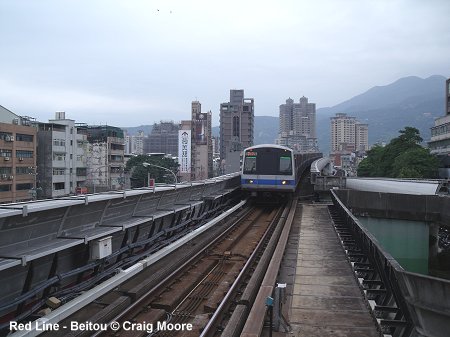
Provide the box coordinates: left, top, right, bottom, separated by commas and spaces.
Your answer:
334, 189, 450, 227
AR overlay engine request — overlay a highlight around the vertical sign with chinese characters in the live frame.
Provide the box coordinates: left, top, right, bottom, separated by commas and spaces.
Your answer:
178, 130, 191, 173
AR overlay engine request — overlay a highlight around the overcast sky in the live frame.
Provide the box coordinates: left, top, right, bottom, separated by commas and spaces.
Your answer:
1, 0, 449, 127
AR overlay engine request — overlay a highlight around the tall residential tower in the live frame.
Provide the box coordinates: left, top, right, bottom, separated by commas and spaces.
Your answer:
276, 96, 317, 152
330, 113, 368, 153
219, 90, 254, 173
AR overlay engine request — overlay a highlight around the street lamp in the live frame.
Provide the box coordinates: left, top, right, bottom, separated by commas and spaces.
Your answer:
142, 162, 178, 187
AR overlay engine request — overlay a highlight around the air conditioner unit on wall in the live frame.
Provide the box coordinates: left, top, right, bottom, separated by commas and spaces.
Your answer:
19, 157, 23, 161
4, 157, 10, 161
12, 118, 19, 125
9, 176, 13, 180
1, 174, 6, 179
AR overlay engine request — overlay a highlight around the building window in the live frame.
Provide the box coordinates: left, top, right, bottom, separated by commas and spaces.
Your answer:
16, 183, 33, 191
0, 184, 12, 192
0, 167, 12, 175
0, 149, 12, 157
53, 152, 66, 161
16, 167, 33, 175
15, 134, 34, 142
76, 168, 87, 176
53, 168, 65, 175
232, 116, 240, 137
16, 150, 33, 158
53, 182, 65, 190
0, 132, 13, 141
53, 139, 66, 146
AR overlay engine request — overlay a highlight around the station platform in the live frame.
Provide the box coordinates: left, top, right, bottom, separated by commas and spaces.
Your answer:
272, 203, 380, 337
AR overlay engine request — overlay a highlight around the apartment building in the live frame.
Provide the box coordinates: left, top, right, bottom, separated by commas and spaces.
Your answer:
0, 105, 37, 203
428, 78, 450, 178
191, 101, 213, 180
219, 90, 254, 173
36, 112, 88, 198
85, 125, 125, 192
330, 113, 368, 153
145, 121, 179, 156
276, 96, 317, 152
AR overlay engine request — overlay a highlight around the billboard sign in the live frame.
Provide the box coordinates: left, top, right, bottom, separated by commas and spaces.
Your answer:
178, 130, 191, 173
193, 112, 207, 145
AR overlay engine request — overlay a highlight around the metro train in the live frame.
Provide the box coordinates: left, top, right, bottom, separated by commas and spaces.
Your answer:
240, 144, 321, 198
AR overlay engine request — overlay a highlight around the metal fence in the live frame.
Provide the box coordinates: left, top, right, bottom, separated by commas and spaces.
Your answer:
330, 190, 450, 337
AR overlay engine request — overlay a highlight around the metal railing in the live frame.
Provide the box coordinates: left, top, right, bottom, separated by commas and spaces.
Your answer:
331, 190, 413, 336
330, 190, 450, 337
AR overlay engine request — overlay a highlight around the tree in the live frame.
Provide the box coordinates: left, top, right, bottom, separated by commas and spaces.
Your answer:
392, 147, 440, 178
126, 155, 179, 188
357, 127, 439, 178
357, 145, 384, 177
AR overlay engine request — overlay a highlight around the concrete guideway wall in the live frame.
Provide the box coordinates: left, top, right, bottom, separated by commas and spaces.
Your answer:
333, 189, 450, 226
346, 178, 441, 195
0, 174, 240, 320
332, 189, 450, 337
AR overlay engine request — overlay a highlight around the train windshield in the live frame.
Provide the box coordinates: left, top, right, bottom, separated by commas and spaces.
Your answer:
243, 148, 292, 175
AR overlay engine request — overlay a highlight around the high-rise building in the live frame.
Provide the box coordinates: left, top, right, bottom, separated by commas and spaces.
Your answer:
447, 78, 450, 116
355, 123, 369, 152
37, 112, 88, 198
219, 89, 254, 173
84, 125, 125, 192
145, 121, 179, 156
191, 101, 213, 180
330, 113, 368, 153
124, 130, 145, 155
0, 105, 37, 203
178, 102, 213, 182
276, 96, 317, 152
428, 77, 450, 178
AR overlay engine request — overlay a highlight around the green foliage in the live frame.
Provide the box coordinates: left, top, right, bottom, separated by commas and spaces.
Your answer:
357, 127, 439, 178
357, 145, 385, 177
126, 155, 179, 188
392, 147, 440, 178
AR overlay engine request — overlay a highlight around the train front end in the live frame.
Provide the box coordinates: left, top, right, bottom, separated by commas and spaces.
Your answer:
240, 145, 296, 198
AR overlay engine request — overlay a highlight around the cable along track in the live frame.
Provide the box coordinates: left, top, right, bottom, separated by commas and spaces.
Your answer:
99, 204, 283, 337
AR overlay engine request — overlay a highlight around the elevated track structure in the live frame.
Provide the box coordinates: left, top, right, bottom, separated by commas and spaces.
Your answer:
0, 174, 240, 332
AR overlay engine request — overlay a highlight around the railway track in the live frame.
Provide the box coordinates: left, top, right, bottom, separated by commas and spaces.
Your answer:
97, 205, 283, 337
24, 198, 297, 337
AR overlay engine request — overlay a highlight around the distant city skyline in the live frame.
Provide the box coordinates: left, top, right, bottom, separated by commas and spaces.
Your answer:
1, 0, 449, 127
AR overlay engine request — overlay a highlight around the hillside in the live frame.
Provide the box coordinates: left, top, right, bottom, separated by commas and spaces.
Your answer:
316, 75, 446, 153
121, 125, 153, 136
212, 116, 279, 145
124, 75, 447, 155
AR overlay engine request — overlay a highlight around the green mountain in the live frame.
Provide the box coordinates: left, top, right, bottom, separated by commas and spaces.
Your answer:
121, 125, 153, 136
212, 116, 279, 145
316, 75, 446, 154
125, 75, 447, 155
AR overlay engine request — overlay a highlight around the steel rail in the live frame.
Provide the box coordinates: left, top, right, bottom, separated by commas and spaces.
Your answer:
199, 204, 287, 337
241, 198, 297, 336
10, 200, 247, 337
92, 201, 253, 337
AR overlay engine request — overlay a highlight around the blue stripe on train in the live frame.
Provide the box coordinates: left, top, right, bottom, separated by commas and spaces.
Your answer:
240, 178, 295, 185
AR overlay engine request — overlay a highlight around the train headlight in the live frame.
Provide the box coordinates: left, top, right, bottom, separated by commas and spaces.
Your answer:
248, 179, 254, 184
281, 180, 287, 185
